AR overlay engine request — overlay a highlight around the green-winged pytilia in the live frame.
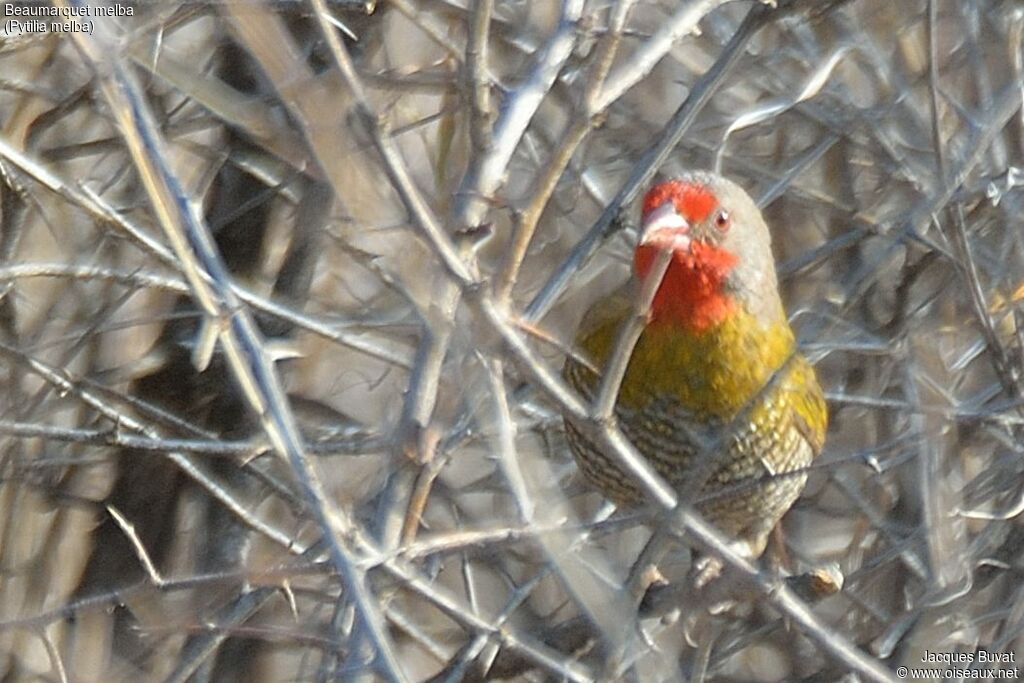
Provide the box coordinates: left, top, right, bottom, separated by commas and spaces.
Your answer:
564, 172, 827, 569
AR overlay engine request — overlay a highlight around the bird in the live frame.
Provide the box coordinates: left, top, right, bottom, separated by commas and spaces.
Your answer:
563, 171, 827, 571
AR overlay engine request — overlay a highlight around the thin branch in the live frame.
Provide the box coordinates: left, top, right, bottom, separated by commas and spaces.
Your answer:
592, 249, 671, 419
107, 505, 166, 587
465, 0, 494, 158
494, 0, 638, 304
452, 0, 586, 231
591, 0, 733, 112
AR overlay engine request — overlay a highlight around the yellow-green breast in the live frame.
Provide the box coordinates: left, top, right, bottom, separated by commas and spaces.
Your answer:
563, 293, 827, 550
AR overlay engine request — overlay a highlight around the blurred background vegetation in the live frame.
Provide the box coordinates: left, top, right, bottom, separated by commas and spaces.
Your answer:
1, 0, 1023, 680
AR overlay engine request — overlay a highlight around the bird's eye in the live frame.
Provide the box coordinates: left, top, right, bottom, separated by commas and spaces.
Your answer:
714, 209, 731, 232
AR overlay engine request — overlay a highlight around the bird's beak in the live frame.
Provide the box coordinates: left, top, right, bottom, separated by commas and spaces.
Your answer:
639, 202, 691, 253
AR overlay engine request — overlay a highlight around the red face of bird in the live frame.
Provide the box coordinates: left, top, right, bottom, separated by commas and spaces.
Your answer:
634, 172, 785, 330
